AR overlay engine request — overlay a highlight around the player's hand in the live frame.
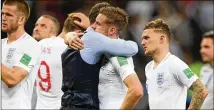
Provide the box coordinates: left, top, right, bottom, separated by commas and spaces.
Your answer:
65, 32, 84, 50
73, 13, 90, 30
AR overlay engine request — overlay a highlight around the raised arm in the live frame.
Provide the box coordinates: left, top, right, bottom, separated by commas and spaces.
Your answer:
65, 12, 138, 56
65, 30, 138, 57
99, 37, 138, 57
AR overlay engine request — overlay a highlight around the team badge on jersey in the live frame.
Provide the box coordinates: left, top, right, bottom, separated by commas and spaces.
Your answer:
6, 48, 16, 59
117, 56, 128, 67
20, 54, 32, 66
157, 72, 164, 86
183, 68, 194, 79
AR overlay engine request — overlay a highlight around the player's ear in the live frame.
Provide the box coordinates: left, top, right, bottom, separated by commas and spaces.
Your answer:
108, 26, 116, 36
160, 35, 165, 44
18, 14, 25, 25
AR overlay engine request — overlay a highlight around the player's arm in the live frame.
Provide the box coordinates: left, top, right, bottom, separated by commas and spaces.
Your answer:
1, 64, 28, 88
109, 56, 143, 109
172, 60, 208, 110
120, 74, 143, 109
1, 45, 40, 88
64, 12, 138, 56
188, 79, 208, 110
99, 36, 138, 57
65, 12, 138, 56
66, 31, 138, 57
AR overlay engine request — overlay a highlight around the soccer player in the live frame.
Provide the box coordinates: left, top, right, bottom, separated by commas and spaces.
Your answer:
35, 13, 85, 109
33, 15, 60, 41
61, 3, 138, 110
200, 30, 214, 109
96, 7, 143, 109
1, 0, 40, 109
141, 18, 208, 109
31, 14, 60, 109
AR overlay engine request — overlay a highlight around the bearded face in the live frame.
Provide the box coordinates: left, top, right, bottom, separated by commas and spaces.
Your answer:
2, 4, 20, 33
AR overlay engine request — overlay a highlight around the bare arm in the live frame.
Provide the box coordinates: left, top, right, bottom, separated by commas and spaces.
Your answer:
1, 64, 28, 88
188, 79, 208, 110
120, 74, 143, 109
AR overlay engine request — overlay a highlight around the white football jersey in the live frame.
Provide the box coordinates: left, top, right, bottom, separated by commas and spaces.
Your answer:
200, 64, 213, 109
145, 53, 198, 109
99, 56, 135, 109
35, 37, 67, 109
1, 33, 40, 109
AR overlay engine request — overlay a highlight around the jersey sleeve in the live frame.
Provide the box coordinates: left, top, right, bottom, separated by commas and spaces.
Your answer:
109, 56, 135, 81
172, 58, 198, 88
14, 44, 41, 73
86, 31, 138, 57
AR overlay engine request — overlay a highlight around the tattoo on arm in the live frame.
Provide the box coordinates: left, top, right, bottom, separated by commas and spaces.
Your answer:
188, 79, 208, 109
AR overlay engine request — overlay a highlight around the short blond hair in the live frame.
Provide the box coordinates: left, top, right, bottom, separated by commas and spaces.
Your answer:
144, 19, 171, 41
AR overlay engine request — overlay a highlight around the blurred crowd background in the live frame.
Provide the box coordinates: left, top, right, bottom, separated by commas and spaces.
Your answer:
1, 0, 213, 109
